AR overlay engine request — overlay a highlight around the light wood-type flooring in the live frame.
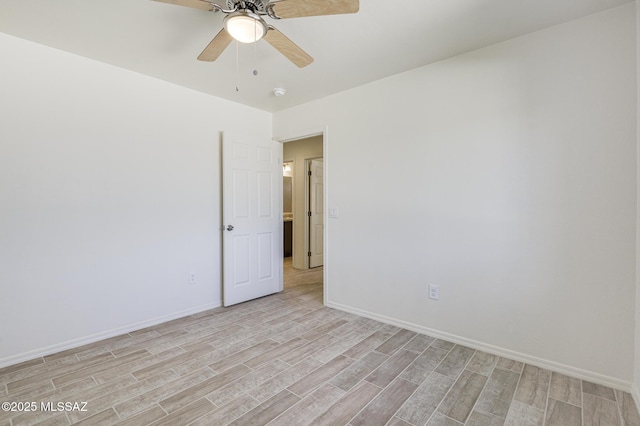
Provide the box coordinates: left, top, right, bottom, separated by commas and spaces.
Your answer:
1, 258, 640, 425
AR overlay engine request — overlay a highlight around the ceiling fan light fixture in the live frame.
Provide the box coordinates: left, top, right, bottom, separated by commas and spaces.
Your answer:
224, 12, 267, 43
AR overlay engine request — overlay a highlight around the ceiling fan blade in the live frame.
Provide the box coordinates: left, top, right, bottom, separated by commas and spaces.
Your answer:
197, 28, 233, 61
151, 0, 215, 11
269, 0, 358, 19
264, 27, 313, 68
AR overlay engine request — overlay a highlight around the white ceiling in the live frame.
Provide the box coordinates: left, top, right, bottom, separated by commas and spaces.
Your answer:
0, 0, 632, 112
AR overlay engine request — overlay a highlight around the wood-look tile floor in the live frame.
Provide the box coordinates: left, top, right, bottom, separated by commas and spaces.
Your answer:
2, 258, 640, 426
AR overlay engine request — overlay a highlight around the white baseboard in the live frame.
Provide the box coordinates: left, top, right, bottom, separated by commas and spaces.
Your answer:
326, 300, 633, 393
632, 384, 640, 412
0, 301, 221, 369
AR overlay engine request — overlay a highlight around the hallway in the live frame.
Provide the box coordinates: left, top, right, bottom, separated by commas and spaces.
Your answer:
283, 257, 323, 291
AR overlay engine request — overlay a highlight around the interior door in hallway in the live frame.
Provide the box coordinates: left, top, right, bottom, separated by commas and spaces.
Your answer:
222, 132, 283, 306
309, 158, 324, 268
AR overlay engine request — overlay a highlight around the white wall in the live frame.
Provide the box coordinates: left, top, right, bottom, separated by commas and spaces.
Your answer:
0, 34, 271, 366
275, 4, 637, 386
283, 136, 323, 269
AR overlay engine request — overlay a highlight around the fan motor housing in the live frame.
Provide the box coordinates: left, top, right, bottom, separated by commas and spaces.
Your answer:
227, 0, 266, 12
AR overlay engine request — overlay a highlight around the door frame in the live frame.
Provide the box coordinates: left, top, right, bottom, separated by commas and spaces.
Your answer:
276, 126, 329, 305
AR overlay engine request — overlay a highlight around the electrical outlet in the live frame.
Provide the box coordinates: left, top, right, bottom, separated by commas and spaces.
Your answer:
189, 272, 197, 284
428, 284, 440, 301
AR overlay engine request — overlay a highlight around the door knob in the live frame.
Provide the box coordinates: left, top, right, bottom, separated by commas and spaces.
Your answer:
226, 225, 234, 231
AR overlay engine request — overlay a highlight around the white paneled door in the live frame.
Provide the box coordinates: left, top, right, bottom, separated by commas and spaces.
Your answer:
309, 158, 324, 268
222, 133, 283, 307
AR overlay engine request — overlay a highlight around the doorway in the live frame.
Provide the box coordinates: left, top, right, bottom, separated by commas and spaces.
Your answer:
281, 134, 325, 288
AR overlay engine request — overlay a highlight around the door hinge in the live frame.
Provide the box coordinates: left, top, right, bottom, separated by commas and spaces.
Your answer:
308, 251, 311, 257
308, 211, 312, 217
308, 170, 312, 176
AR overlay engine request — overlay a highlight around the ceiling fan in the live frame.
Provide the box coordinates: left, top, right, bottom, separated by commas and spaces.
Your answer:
152, 0, 359, 68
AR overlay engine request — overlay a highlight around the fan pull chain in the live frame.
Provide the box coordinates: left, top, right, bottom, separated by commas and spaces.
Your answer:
253, 45, 258, 75
235, 40, 239, 92
253, 19, 258, 76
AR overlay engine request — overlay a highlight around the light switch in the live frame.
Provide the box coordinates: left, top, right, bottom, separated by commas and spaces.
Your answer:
329, 207, 339, 218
